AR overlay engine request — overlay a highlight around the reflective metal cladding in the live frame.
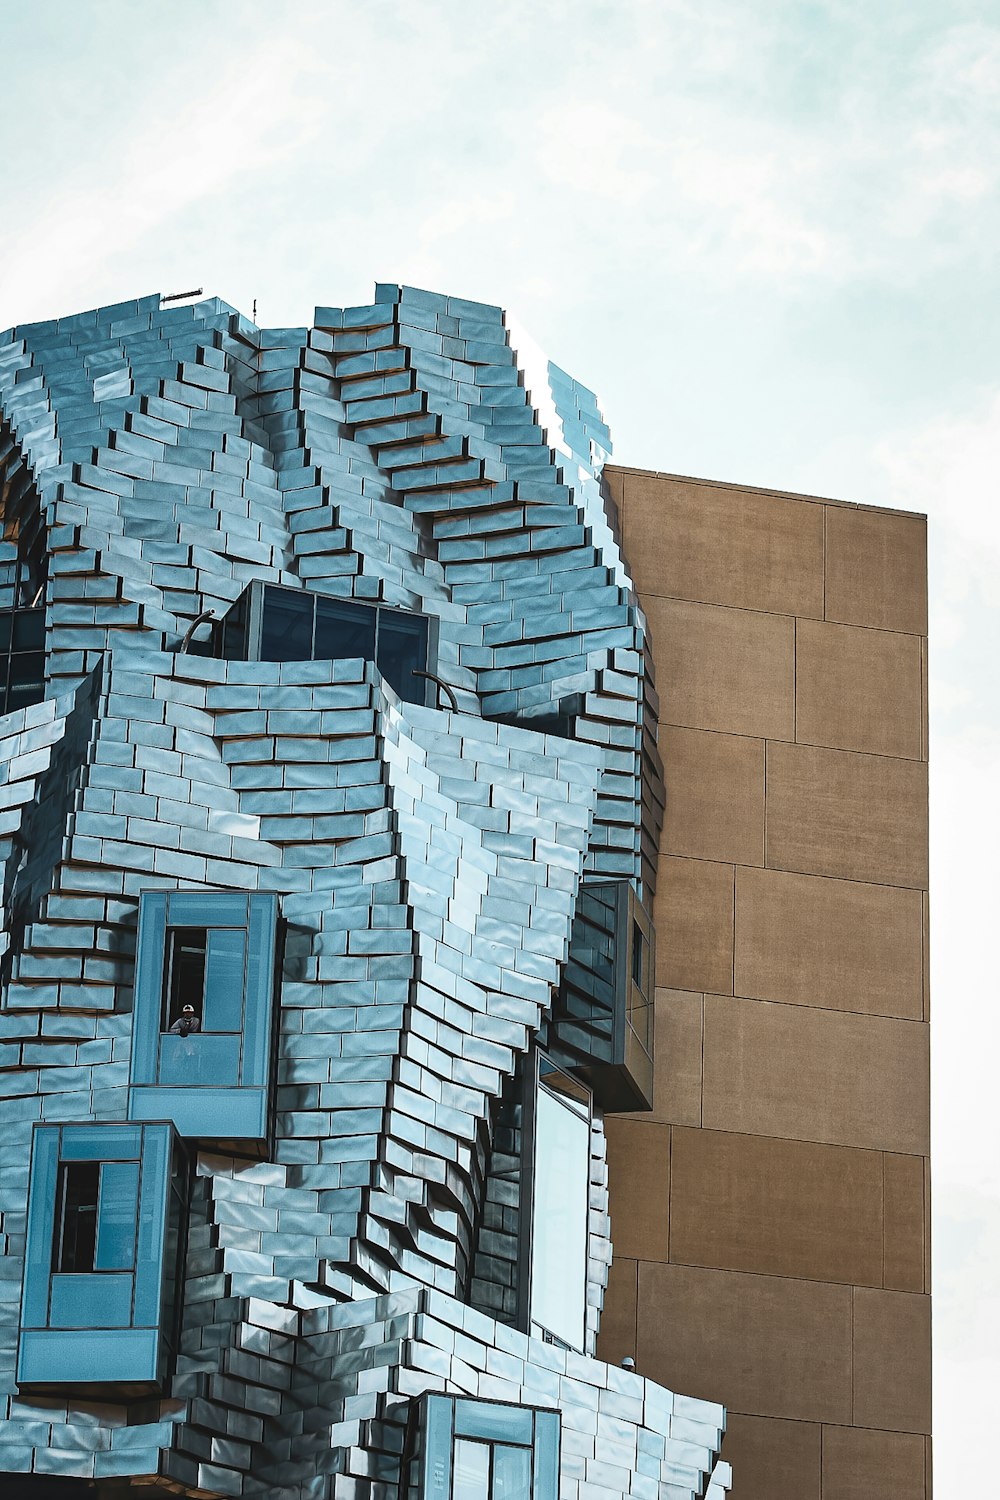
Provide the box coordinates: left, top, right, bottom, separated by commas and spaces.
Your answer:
0, 286, 730, 1498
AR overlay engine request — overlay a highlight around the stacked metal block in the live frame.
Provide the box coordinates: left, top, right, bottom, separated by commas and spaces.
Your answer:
0, 288, 729, 1498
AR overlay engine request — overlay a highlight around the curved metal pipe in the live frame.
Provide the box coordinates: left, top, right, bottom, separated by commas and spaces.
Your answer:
179, 610, 215, 654
410, 668, 459, 712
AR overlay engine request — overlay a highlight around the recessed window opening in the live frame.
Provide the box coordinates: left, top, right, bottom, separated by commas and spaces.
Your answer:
213, 583, 431, 705
164, 928, 207, 1030
52, 1163, 99, 1273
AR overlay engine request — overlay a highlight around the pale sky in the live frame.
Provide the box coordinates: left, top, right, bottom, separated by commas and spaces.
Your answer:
2, 2, 996, 1490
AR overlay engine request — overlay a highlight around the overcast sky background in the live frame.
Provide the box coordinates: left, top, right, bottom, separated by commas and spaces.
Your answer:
1, 2, 995, 1489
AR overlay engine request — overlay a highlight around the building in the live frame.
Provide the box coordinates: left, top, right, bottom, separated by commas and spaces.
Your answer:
596, 468, 931, 1499
0, 286, 928, 1500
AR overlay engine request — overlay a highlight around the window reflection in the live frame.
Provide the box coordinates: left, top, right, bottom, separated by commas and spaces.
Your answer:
529, 1060, 590, 1351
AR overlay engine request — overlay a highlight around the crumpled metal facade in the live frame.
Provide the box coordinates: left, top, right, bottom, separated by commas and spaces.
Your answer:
0, 287, 730, 1498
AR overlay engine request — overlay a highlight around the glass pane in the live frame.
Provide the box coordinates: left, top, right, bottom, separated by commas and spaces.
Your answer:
165, 927, 207, 1029
314, 596, 376, 662
492, 1444, 531, 1500
376, 609, 427, 702
7, 652, 46, 706
133, 1128, 168, 1327
54, 1162, 100, 1272
12, 608, 44, 651
0, 612, 11, 652
157, 1031, 241, 1087
453, 1438, 490, 1500
260, 585, 313, 661
202, 927, 247, 1032
530, 1080, 590, 1350
95, 1161, 140, 1270
49, 1273, 133, 1329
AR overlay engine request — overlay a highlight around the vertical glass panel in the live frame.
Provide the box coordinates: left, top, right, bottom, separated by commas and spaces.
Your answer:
95, 1161, 140, 1270
631, 919, 646, 991
530, 1079, 590, 1351
164, 927, 207, 1029
133, 1129, 168, 1327
376, 609, 427, 702
314, 596, 376, 662
0, 612, 11, 652
7, 652, 45, 708
242, 893, 278, 1081
493, 1444, 531, 1500
95, 1158, 140, 1266
453, 1439, 490, 1500
260, 585, 313, 661
22, 1128, 60, 1327
202, 927, 247, 1032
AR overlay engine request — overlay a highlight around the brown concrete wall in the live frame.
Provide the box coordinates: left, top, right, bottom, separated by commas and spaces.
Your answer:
597, 468, 931, 1500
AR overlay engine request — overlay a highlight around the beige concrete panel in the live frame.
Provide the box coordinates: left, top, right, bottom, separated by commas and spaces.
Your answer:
720, 1414, 821, 1500
765, 742, 928, 889
662, 726, 765, 866
795, 618, 922, 759
636, 1262, 853, 1423
853, 1288, 932, 1433
702, 996, 930, 1154
669, 1129, 883, 1286
734, 866, 923, 1019
825, 506, 928, 635
604, 1118, 670, 1262
821, 1425, 926, 1500
884, 1153, 926, 1293
621, 472, 825, 616
649, 987, 703, 1126
594, 1256, 637, 1367
644, 595, 795, 740
654, 857, 734, 995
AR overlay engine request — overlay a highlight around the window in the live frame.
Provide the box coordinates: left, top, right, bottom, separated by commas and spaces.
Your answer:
0, 605, 45, 716
527, 1058, 591, 1352
411, 1395, 558, 1500
128, 891, 281, 1143
212, 580, 432, 705
18, 1123, 186, 1393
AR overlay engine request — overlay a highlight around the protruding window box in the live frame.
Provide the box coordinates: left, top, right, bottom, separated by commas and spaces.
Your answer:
546, 880, 654, 1112
410, 1394, 559, 1500
17, 1122, 186, 1395
128, 891, 281, 1144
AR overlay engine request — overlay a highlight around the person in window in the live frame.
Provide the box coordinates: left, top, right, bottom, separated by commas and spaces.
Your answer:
168, 1004, 200, 1036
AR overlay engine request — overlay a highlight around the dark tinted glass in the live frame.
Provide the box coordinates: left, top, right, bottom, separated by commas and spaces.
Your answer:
12, 608, 45, 651
54, 1162, 100, 1272
0, 613, 11, 652
314, 596, 376, 661
260, 586, 313, 661
377, 610, 428, 702
165, 928, 207, 1028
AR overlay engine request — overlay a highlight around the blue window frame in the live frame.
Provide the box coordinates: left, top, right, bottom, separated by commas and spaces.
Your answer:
18, 1122, 186, 1393
128, 891, 280, 1143
412, 1395, 559, 1500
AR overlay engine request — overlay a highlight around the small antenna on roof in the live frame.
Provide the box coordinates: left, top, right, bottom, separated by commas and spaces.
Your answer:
252, 298, 257, 322
162, 288, 203, 304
